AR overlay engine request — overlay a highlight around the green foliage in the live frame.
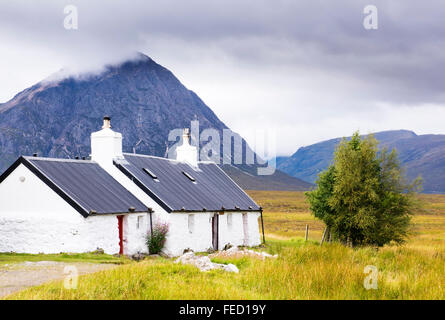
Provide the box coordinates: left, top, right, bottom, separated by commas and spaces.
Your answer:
306, 166, 336, 227
146, 222, 169, 254
306, 132, 422, 247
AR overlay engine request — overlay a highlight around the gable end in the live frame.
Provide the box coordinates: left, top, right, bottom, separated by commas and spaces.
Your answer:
0, 157, 89, 217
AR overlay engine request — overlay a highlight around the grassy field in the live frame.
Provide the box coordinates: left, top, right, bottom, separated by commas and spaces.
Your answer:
0, 252, 129, 266
4, 191, 445, 300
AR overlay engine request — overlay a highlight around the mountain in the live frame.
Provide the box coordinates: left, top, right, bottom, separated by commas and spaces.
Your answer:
277, 130, 445, 193
0, 53, 310, 191
222, 164, 312, 191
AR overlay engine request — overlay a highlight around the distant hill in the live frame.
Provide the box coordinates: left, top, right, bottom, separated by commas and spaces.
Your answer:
277, 130, 445, 193
222, 164, 312, 191
0, 53, 309, 191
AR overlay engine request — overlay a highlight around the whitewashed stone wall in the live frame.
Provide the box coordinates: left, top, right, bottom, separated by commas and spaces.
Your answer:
0, 164, 143, 255
219, 212, 244, 248
161, 211, 262, 257
218, 212, 261, 248
123, 213, 150, 255
0, 204, 124, 254
163, 212, 213, 256
246, 212, 262, 247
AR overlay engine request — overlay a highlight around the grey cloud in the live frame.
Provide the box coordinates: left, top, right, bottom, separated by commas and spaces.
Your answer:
1, 0, 444, 154
2, 0, 444, 102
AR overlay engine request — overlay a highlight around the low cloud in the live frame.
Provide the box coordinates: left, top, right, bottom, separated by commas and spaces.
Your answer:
0, 0, 444, 154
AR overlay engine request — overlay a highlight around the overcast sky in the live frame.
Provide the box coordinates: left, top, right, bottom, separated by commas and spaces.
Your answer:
1, 0, 444, 156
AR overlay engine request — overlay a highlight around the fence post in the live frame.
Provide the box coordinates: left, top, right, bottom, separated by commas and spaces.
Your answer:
305, 224, 309, 241
320, 227, 327, 246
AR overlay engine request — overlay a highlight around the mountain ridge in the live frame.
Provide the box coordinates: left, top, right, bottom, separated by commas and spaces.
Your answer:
277, 130, 445, 193
0, 53, 310, 191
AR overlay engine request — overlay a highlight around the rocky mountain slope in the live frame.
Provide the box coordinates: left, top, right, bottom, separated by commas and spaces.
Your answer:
0, 53, 310, 191
277, 130, 445, 193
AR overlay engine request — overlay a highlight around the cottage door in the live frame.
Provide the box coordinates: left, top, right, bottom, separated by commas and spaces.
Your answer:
212, 214, 219, 251
117, 215, 124, 255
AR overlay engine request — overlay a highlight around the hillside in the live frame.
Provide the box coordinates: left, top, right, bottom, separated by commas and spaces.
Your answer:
0, 53, 309, 191
277, 130, 445, 193
222, 164, 312, 191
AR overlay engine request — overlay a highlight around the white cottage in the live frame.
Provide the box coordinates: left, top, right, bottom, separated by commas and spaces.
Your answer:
0, 117, 263, 256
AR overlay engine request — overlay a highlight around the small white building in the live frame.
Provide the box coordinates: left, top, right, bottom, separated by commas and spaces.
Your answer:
0, 117, 263, 257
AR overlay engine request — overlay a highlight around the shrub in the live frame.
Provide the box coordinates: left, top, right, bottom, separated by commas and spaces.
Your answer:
146, 222, 169, 254
306, 132, 422, 247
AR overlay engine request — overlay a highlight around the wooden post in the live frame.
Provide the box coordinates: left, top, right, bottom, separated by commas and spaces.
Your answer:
320, 227, 327, 246
260, 208, 266, 244
305, 224, 309, 241
148, 208, 153, 237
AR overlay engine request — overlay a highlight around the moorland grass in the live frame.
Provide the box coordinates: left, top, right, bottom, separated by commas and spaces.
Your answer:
6, 239, 444, 300
3, 191, 445, 300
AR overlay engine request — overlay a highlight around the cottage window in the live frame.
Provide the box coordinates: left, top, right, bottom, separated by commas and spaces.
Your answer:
188, 214, 195, 233
137, 215, 144, 229
227, 213, 233, 230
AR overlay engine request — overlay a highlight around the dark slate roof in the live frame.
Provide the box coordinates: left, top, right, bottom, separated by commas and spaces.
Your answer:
0, 156, 148, 217
114, 153, 260, 213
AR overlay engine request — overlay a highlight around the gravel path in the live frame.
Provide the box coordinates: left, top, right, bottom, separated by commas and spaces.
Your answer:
0, 261, 117, 298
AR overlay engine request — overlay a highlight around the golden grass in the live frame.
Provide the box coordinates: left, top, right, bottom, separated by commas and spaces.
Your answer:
4, 191, 445, 300
248, 190, 445, 244
248, 190, 325, 240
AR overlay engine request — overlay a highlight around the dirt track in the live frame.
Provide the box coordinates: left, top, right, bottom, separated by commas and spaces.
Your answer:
0, 261, 116, 298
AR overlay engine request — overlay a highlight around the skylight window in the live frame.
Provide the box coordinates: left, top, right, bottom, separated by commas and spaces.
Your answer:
143, 168, 159, 181
182, 171, 196, 182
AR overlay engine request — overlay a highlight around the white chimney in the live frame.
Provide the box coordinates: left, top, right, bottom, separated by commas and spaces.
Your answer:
91, 116, 123, 168
176, 128, 198, 167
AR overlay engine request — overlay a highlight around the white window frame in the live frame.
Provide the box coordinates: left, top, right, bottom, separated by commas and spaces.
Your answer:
137, 215, 144, 229
188, 214, 195, 234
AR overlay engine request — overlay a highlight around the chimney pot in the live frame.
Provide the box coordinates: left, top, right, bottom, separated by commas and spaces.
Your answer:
91, 116, 123, 167
102, 116, 111, 129
175, 127, 198, 166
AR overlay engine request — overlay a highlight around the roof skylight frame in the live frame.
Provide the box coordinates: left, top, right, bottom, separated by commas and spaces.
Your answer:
143, 168, 159, 181
182, 171, 196, 182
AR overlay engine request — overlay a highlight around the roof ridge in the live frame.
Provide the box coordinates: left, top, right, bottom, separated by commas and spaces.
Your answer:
122, 152, 212, 166
23, 156, 94, 163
